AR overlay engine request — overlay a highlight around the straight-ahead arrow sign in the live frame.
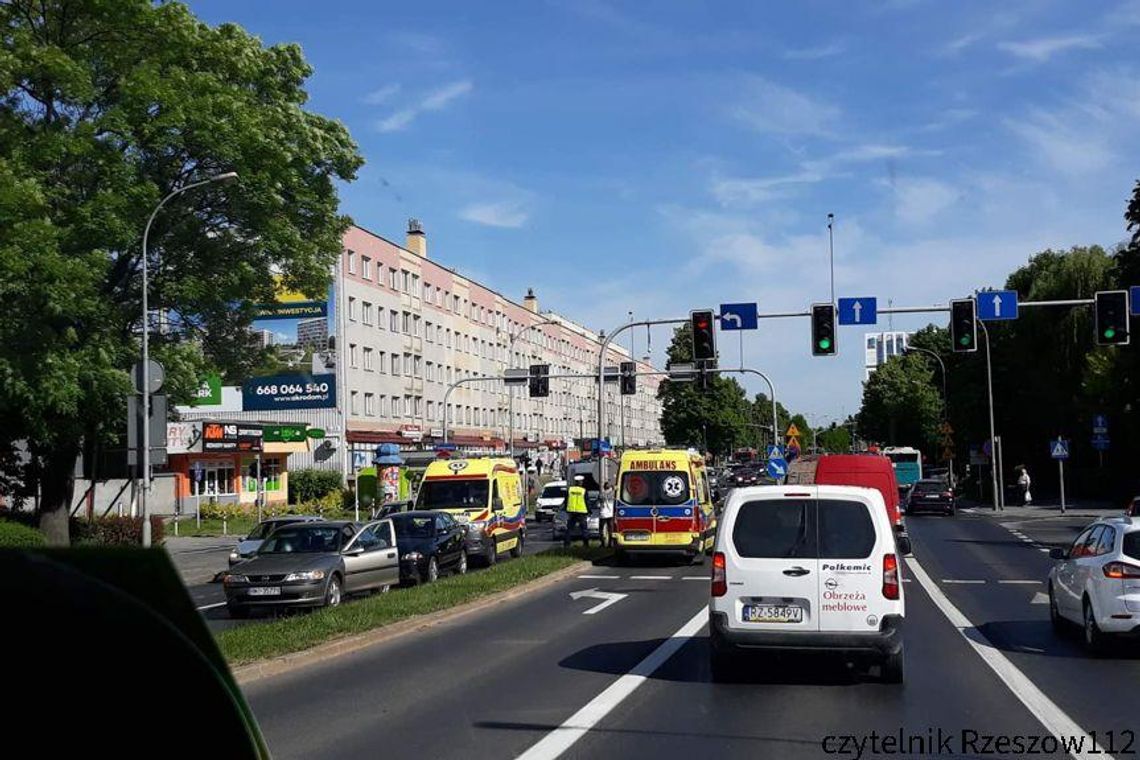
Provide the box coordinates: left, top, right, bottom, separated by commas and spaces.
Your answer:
977, 289, 1018, 321
570, 588, 628, 615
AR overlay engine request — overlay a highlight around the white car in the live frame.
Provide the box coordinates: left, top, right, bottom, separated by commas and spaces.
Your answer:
709, 485, 906, 682
535, 480, 567, 522
1048, 516, 1140, 651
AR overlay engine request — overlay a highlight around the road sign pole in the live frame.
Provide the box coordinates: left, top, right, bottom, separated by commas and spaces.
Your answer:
980, 320, 1000, 511
1059, 458, 1066, 514
195, 476, 201, 529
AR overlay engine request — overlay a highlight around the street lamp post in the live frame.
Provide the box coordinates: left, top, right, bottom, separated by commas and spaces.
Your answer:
140, 171, 238, 548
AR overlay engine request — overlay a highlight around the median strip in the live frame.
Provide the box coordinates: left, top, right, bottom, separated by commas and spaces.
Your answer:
223, 546, 611, 679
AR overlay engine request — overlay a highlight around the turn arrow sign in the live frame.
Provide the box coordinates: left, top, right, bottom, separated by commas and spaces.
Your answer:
570, 587, 628, 615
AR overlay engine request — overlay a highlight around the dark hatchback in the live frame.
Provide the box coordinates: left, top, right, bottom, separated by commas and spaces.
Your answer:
392, 511, 468, 584
906, 479, 956, 516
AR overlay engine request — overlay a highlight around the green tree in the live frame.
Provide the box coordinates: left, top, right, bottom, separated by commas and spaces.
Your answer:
816, 422, 852, 454
656, 325, 753, 455
856, 354, 943, 453
0, 1, 363, 542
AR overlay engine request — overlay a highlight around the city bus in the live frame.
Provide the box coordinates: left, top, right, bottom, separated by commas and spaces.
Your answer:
882, 447, 923, 492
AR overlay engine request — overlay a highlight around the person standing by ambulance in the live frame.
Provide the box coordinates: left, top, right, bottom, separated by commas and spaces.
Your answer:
600, 481, 615, 547
565, 475, 590, 548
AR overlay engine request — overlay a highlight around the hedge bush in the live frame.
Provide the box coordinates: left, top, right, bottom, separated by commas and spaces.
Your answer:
289, 469, 343, 504
0, 519, 47, 547
72, 516, 165, 546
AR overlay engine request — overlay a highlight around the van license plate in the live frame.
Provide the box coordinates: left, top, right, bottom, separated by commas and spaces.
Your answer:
624, 531, 649, 542
742, 604, 802, 623
248, 587, 281, 597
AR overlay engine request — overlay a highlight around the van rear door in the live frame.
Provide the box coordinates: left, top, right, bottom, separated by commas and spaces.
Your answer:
816, 496, 892, 633
725, 489, 820, 633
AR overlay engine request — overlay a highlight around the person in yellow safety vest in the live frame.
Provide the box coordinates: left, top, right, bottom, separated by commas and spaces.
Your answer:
564, 475, 590, 548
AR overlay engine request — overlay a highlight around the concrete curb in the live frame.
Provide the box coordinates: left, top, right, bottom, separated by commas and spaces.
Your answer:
231, 559, 593, 686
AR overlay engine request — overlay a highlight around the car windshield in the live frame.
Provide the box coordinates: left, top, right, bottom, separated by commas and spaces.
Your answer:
246, 519, 296, 540
541, 485, 567, 500
258, 526, 344, 554
392, 515, 435, 539
620, 471, 691, 505
416, 479, 490, 510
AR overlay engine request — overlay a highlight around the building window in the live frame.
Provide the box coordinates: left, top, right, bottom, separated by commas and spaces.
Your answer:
349, 343, 358, 368
348, 296, 357, 321
391, 354, 400, 375
378, 351, 386, 373
414, 315, 421, 337
414, 396, 422, 417
426, 321, 433, 343
390, 310, 399, 332
377, 306, 384, 329
404, 352, 412, 376
389, 396, 398, 417
346, 249, 356, 274
363, 346, 374, 371
427, 400, 434, 420
402, 270, 410, 293
402, 311, 411, 334
361, 256, 372, 280
197, 462, 237, 497
404, 395, 412, 418
377, 394, 387, 417
362, 302, 373, 325
446, 329, 452, 348
436, 325, 443, 343
365, 393, 375, 416
412, 273, 419, 294
453, 294, 460, 312
389, 266, 398, 289
414, 355, 422, 377
242, 457, 282, 493
436, 289, 443, 307
424, 283, 432, 301
350, 391, 359, 415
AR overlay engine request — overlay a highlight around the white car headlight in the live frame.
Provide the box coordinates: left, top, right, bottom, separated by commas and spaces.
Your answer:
224, 574, 248, 584
284, 570, 326, 582
402, 552, 423, 561
466, 521, 486, 534
229, 551, 240, 561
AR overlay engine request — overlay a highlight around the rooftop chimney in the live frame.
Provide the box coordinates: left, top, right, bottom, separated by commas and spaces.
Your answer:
523, 287, 538, 313
406, 218, 427, 258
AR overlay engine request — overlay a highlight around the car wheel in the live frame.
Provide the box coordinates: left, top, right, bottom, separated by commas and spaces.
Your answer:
881, 648, 904, 684
510, 531, 524, 558
425, 556, 439, 584
456, 550, 468, 575
1048, 584, 1064, 632
226, 603, 250, 620
1082, 597, 1105, 653
324, 574, 342, 608
484, 539, 498, 566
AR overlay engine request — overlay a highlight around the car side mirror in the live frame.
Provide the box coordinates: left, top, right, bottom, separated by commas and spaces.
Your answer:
344, 546, 364, 557
1049, 547, 1067, 560
493, 499, 505, 512
896, 536, 912, 556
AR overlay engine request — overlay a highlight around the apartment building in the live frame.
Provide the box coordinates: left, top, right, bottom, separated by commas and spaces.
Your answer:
339, 220, 663, 456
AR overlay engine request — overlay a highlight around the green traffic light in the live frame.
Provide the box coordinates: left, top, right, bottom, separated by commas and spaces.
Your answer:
959, 335, 971, 346
818, 338, 831, 350
1105, 327, 1116, 339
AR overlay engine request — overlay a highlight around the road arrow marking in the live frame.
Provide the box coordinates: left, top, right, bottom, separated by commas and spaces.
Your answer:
992, 293, 1002, 316
852, 301, 863, 322
1031, 592, 1049, 605
570, 587, 627, 615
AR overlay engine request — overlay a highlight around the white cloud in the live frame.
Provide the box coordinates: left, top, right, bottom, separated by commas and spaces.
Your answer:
942, 32, 983, 56
711, 172, 824, 206
376, 80, 473, 133
362, 83, 401, 105
731, 77, 840, 137
997, 35, 1101, 62
889, 177, 959, 225
459, 201, 529, 228
783, 42, 846, 60
1005, 109, 1114, 175
1106, 0, 1140, 27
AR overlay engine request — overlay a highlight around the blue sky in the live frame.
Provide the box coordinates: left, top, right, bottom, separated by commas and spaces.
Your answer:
188, 0, 1140, 423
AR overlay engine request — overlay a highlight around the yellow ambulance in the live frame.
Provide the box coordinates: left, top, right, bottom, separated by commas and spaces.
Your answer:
614, 448, 716, 563
415, 457, 526, 566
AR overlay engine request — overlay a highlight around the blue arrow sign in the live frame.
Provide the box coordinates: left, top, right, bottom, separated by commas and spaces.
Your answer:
767, 457, 788, 479
1050, 438, 1069, 460
1093, 414, 1108, 435
1131, 286, 1140, 316
977, 290, 1019, 321
837, 297, 877, 326
719, 302, 758, 331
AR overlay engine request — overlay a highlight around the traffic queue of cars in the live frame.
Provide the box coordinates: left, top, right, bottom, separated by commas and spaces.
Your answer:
223, 456, 527, 618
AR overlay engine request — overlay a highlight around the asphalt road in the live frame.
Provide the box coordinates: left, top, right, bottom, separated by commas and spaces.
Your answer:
190, 519, 563, 632
242, 509, 1140, 760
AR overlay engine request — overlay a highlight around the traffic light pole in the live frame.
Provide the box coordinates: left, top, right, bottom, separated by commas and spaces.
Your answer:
979, 320, 1001, 511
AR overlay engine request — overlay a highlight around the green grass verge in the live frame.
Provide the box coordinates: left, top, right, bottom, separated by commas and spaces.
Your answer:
167, 517, 257, 538
216, 546, 610, 665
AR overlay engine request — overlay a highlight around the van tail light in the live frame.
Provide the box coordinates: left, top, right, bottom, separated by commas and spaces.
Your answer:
882, 553, 900, 599
711, 552, 727, 597
1103, 561, 1140, 579
942, 491, 953, 499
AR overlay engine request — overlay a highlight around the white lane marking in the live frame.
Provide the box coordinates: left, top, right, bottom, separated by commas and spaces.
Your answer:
907, 557, 1110, 760
569, 588, 628, 615
516, 605, 707, 760
682, 576, 708, 581
942, 579, 986, 584
629, 575, 672, 580
196, 601, 227, 611
577, 575, 620, 580
1031, 592, 1050, 605
998, 580, 1042, 585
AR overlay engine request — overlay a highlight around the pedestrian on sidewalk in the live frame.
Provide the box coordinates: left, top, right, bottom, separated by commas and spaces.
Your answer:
600, 480, 615, 547
1016, 465, 1032, 505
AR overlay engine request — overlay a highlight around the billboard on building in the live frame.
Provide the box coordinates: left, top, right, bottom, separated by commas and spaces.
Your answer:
243, 373, 336, 411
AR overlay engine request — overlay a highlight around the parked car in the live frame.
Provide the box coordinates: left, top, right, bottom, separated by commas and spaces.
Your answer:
223, 520, 399, 618
391, 510, 468, 584
228, 515, 323, 566
1047, 516, 1140, 651
709, 484, 906, 682
535, 481, 567, 522
905, 478, 955, 516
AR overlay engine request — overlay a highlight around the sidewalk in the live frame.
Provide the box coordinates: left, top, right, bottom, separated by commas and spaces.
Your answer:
958, 498, 1123, 519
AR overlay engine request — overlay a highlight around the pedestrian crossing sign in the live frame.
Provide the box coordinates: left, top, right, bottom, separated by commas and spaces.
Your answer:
1050, 438, 1069, 460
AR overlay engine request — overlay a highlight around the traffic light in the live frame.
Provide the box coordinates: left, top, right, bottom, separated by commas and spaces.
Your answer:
810, 303, 837, 357
1095, 290, 1130, 346
620, 361, 636, 395
528, 364, 550, 397
949, 298, 978, 353
690, 309, 717, 363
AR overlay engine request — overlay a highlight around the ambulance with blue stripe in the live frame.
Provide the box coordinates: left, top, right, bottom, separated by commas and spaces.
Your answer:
614, 449, 716, 562
415, 457, 526, 567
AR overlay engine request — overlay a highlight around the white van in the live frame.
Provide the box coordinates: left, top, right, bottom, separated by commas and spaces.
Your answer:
709, 485, 905, 682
